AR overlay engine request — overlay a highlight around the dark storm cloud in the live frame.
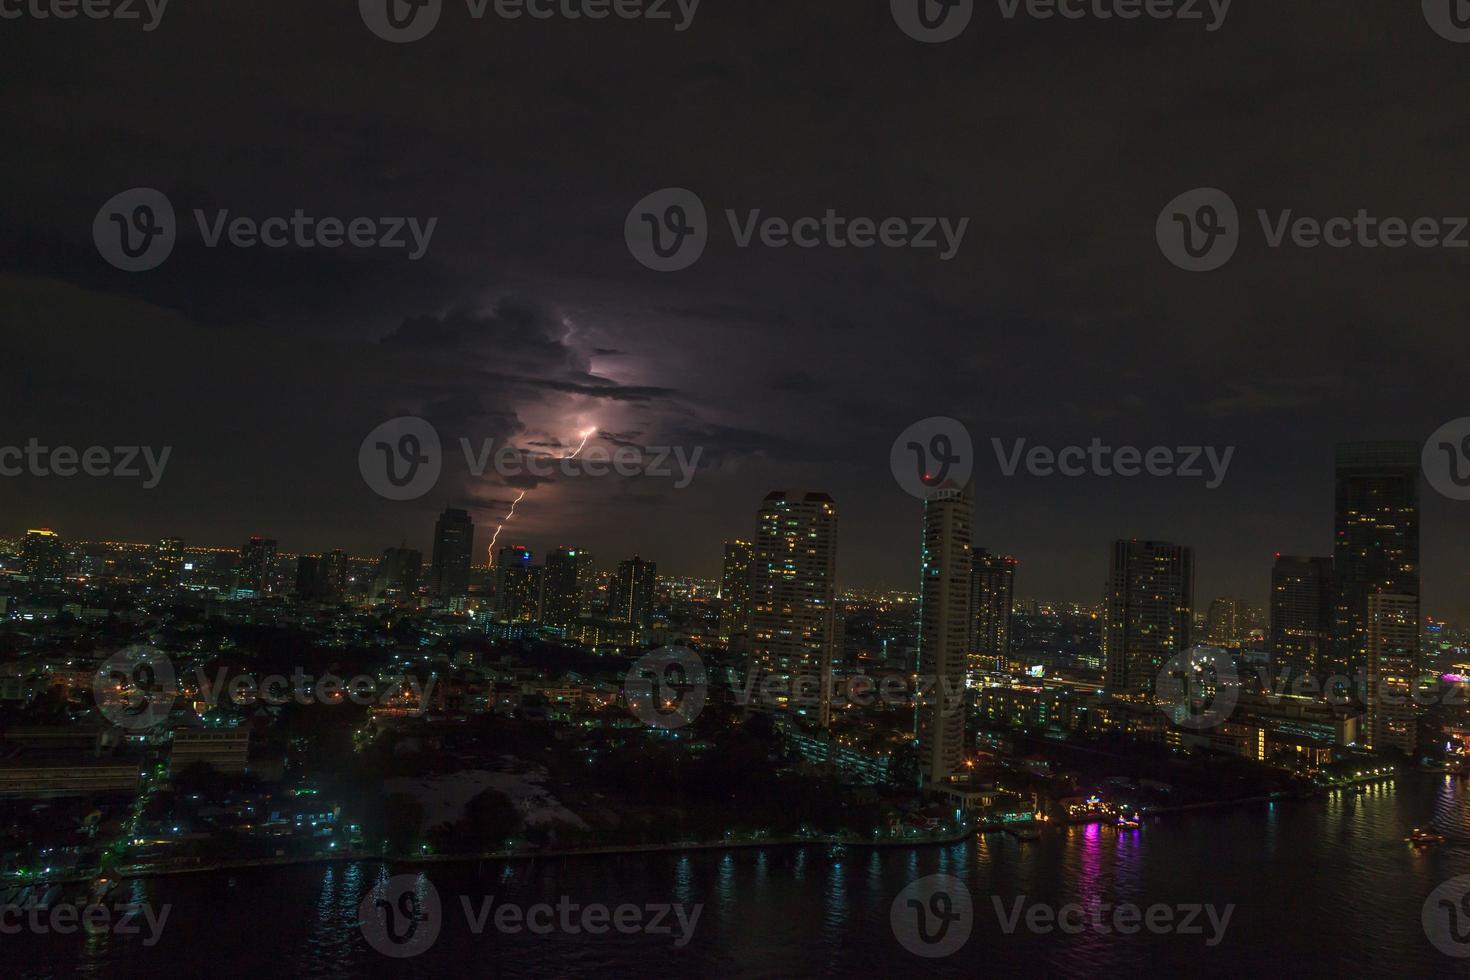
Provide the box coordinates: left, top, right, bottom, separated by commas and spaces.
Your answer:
2, 1, 1469, 615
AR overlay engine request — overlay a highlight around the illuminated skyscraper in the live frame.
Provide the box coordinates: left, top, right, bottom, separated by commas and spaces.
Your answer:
969, 549, 1015, 678
20, 528, 64, 583
149, 537, 184, 592
495, 545, 540, 622
609, 556, 657, 628
719, 539, 754, 645
430, 507, 475, 599
749, 491, 838, 727
1270, 555, 1333, 679
1205, 597, 1248, 647
541, 548, 594, 629
917, 483, 972, 789
1332, 442, 1419, 678
1102, 540, 1194, 696
1365, 591, 1419, 755
235, 536, 277, 598
320, 548, 349, 601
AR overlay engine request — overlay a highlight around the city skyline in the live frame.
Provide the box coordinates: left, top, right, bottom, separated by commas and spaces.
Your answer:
2, 451, 1464, 624
7, 6, 1470, 622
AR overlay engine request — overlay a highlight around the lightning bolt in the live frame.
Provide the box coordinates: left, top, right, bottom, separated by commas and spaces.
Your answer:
487, 428, 596, 564
487, 490, 527, 560
568, 428, 593, 458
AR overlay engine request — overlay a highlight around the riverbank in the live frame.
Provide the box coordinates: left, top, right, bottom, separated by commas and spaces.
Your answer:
10, 777, 1410, 890
4, 820, 987, 889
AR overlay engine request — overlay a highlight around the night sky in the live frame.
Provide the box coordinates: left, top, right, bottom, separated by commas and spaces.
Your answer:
3, 1, 1469, 618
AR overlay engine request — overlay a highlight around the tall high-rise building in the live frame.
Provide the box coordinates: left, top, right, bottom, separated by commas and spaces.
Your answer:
608, 557, 657, 628
376, 547, 422, 602
1205, 597, 1248, 647
541, 548, 593, 629
495, 545, 541, 622
320, 549, 349, 601
1102, 540, 1194, 696
917, 483, 972, 789
293, 550, 348, 601
969, 550, 1016, 678
20, 529, 65, 583
1365, 592, 1419, 755
149, 537, 184, 592
295, 555, 324, 599
1332, 442, 1420, 678
718, 539, 754, 644
749, 491, 839, 727
1270, 555, 1333, 679
430, 507, 475, 599
235, 536, 277, 597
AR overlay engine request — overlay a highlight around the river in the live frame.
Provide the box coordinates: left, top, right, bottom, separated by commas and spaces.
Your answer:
11, 774, 1470, 978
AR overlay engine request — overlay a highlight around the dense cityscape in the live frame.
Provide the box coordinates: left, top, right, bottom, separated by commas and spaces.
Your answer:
12, 0, 1470, 975
3, 437, 1468, 961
